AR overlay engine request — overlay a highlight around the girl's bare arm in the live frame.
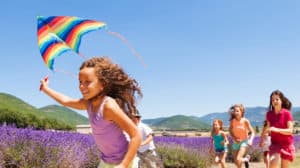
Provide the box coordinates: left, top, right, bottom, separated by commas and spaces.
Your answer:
221, 131, 229, 145
41, 79, 86, 110
269, 121, 293, 135
104, 99, 141, 168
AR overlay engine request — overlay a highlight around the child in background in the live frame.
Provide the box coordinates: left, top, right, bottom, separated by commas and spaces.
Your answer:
260, 120, 271, 168
229, 104, 255, 168
209, 119, 228, 168
40, 57, 142, 168
131, 110, 164, 168
260, 90, 295, 168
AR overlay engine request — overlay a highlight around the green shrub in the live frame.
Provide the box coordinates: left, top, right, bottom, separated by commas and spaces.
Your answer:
156, 144, 211, 168
0, 108, 74, 131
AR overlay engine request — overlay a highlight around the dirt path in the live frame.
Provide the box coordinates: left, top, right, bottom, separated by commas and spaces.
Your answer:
210, 162, 265, 168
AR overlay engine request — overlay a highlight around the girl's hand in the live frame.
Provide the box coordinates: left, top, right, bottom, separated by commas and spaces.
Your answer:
247, 140, 253, 146
269, 127, 278, 133
39, 76, 49, 91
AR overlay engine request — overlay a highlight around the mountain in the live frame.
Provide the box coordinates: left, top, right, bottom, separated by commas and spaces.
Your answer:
142, 106, 300, 131
199, 106, 300, 127
143, 115, 210, 130
142, 117, 167, 125
293, 110, 300, 121
40, 105, 89, 125
2, 92, 300, 130
0, 93, 45, 116
0, 92, 88, 127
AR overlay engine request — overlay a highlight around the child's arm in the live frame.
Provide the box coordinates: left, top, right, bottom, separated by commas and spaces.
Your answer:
221, 131, 229, 146
104, 99, 141, 168
40, 78, 86, 110
259, 121, 270, 147
245, 119, 255, 146
269, 120, 294, 135
140, 124, 154, 146
141, 134, 153, 146
209, 134, 214, 153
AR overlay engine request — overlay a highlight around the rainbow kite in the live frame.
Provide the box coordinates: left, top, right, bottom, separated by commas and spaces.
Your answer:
37, 16, 107, 70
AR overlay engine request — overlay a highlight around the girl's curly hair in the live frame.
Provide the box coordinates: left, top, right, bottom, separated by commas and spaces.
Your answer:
80, 56, 143, 116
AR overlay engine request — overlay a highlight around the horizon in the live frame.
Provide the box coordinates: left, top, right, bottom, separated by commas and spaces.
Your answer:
1, 1, 300, 119
4, 91, 300, 121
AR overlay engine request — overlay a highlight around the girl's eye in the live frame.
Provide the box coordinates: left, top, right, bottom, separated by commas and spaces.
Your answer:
79, 81, 90, 86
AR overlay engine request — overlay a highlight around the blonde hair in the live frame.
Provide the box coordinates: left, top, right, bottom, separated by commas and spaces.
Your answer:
229, 104, 245, 121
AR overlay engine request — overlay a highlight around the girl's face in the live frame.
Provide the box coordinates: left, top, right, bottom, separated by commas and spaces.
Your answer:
213, 121, 220, 130
79, 67, 104, 100
233, 107, 242, 119
271, 94, 282, 109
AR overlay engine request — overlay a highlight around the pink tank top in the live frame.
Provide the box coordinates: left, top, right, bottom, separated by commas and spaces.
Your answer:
87, 96, 128, 164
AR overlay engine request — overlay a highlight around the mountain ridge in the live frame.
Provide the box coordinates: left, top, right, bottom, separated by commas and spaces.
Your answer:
2, 92, 300, 130
0, 92, 88, 127
39, 105, 89, 125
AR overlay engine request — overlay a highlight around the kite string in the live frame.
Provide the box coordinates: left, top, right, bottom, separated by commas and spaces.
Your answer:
78, 52, 87, 60
54, 68, 77, 79
107, 30, 147, 68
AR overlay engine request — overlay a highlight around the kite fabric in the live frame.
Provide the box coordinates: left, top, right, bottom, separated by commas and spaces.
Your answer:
37, 16, 107, 70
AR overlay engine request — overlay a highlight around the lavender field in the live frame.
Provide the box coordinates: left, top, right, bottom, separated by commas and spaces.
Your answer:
0, 126, 100, 167
0, 126, 299, 168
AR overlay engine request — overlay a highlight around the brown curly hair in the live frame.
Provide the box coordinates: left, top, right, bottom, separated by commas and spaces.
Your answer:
80, 56, 143, 116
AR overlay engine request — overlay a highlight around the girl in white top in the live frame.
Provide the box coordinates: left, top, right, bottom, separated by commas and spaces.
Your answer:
260, 120, 271, 168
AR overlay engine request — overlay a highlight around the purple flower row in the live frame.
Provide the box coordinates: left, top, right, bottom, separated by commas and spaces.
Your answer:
1, 125, 299, 167
154, 134, 300, 161
0, 126, 99, 167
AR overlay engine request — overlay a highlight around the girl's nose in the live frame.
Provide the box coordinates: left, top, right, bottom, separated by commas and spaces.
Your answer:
79, 84, 85, 90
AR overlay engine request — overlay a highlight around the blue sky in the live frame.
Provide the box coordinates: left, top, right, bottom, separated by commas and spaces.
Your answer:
1, 1, 300, 119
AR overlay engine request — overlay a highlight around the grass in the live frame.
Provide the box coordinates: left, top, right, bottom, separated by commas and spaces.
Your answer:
290, 154, 300, 168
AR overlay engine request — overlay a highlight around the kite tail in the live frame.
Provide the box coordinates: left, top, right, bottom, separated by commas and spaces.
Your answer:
54, 68, 77, 78
107, 30, 147, 68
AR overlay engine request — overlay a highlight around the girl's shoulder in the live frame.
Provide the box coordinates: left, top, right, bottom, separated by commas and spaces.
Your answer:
103, 96, 117, 107
211, 132, 220, 138
241, 117, 250, 124
102, 97, 127, 121
281, 108, 293, 120
219, 130, 227, 136
241, 117, 248, 121
282, 108, 292, 114
242, 117, 253, 126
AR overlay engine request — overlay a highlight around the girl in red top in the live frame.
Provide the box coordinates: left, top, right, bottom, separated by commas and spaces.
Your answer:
260, 90, 295, 168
